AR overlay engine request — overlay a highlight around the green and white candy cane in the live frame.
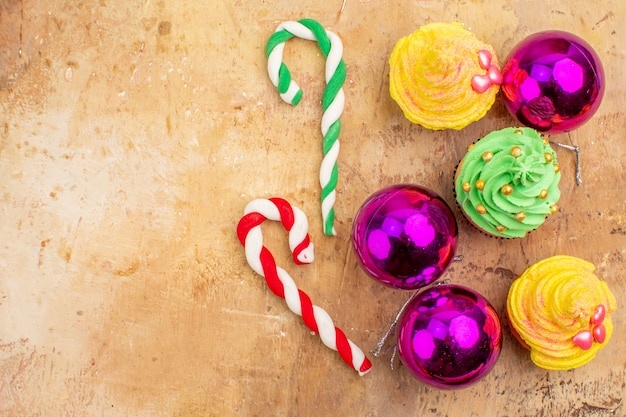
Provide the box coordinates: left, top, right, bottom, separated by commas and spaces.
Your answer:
266, 18, 346, 236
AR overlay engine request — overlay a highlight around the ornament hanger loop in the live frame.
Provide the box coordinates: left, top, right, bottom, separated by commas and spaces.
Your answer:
549, 132, 582, 186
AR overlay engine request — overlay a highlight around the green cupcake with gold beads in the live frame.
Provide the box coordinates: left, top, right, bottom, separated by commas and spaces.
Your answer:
454, 127, 561, 238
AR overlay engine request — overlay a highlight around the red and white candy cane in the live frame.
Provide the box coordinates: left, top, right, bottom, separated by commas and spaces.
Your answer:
236, 197, 372, 376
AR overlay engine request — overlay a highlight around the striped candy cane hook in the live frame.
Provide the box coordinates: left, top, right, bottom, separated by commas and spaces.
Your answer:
266, 19, 346, 236
236, 198, 372, 376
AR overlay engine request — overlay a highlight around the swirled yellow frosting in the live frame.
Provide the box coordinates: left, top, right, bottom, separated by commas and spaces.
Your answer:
455, 127, 561, 238
389, 22, 500, 130
507, 256, 617, 370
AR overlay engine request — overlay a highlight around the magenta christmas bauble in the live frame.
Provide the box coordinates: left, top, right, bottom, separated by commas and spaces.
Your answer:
397, 284, 502, 389
352, 184, 458, 290
502, 30, 604, 134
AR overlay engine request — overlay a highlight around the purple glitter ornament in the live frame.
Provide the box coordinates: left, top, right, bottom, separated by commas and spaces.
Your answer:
502, 31, 604, 133
397, 284, 502, 389
352, 184, 458, 290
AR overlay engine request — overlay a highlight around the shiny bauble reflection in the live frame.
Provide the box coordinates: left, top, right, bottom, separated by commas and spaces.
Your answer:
397, 284, 502, 389
352, 184, 458, 290
502, 31, 604, 133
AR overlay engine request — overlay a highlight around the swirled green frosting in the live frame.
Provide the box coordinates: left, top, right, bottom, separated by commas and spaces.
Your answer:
455, 127, 561, 238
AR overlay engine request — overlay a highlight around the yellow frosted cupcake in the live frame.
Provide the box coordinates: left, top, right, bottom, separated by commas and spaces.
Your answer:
389, 22, 502, 130
507, 256, 617, 370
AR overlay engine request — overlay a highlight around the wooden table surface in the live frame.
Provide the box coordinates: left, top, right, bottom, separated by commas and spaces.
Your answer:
1, 1, 624, 416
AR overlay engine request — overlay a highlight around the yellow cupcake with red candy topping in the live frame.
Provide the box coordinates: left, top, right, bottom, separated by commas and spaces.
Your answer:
507, 255, 617, 370
389, 22, 502, 130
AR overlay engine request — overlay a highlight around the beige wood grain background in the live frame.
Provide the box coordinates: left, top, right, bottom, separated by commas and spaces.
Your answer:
0, 1, 624, 416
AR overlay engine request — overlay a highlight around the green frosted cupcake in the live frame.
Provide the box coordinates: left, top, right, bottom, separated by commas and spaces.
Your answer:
454, 127, 561, 238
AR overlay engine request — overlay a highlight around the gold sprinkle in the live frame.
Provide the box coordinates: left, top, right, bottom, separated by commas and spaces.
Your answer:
544, 152, 553, 163
539, 189, 549, 199
542, 135, 549, 145
476, 204, 487, 214
462, 182, 471, 192
495, 225, 507, 232
550, 204, 559, 214
511, 146, 522, 157
501, 184, 513, 195
514, 212, 526, 222
467, 143, 475, 152
514, 129, 523, 134
554, 163, 560, 173
476, 179, 485, 190
482, 151, 493, 162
